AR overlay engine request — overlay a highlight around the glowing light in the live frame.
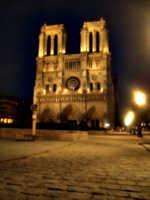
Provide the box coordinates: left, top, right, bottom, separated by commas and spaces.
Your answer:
8, 119, 13, 123
134, 91, 146, 106
64, 89, 68, 93
62, 47, 66, 54
103, 47, 108, 53
0, 118, 13, 123
4, 119, 7, 123
43, 89, 46, 95
105, 123, 110, 127
125, 111, 134, 126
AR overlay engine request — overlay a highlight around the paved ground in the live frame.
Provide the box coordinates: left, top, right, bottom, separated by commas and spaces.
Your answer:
0, 135, 150, 200
0, 139, 72, 162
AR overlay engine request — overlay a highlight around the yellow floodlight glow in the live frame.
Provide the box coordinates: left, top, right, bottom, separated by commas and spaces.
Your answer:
125, 111, 134, 126
105, 123, 110, 128
4, 118, 7, 123
43, 89, 46, 95
134, 91, 146, 106
0, 118, 13, 123
8, 119, 13, 123
64, 88, 68, 93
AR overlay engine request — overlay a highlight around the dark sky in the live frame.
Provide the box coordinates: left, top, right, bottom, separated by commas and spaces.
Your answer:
0, 0, 150, 118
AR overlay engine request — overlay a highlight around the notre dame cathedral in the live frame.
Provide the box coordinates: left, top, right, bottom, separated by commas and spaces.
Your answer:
33, 18, 115, 129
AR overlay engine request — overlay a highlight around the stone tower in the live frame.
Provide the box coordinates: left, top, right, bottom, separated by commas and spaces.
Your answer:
33, 18, 115, 129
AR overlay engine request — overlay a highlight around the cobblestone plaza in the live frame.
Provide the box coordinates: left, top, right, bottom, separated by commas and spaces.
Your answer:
0, 135, 150, 200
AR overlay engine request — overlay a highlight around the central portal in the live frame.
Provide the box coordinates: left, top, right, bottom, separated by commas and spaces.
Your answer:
61, 104, 81, 123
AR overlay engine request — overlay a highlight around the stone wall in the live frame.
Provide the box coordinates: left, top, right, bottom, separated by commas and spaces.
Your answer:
0, 128, 88, 141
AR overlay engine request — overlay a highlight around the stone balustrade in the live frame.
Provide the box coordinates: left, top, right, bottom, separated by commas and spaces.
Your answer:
38, 93, 106, 103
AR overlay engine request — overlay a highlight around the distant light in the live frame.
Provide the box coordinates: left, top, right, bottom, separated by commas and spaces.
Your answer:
0, 118, 13, 123
134, 91, 146, 106
125, 111, 134, 126
105, 123, 110, 127
8, 119, 13, 123
64, 89, 68, 93
43, 89, 46, 95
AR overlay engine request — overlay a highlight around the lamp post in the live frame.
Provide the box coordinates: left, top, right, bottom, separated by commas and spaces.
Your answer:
59, 91, 62, 123
31, 104, 38, 136
134, 91, 146, 137
84, 89, 87, 121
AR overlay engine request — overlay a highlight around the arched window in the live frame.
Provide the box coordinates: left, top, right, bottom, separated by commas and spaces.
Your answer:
89, 32, 93, 53
47, 36, 51, 56
46, 84, 49, 94
96, 32, 100, 52
90, 83, 93, 91
97, 82, 101, 90
54, 35, 58, 55
53, 84, 57, 92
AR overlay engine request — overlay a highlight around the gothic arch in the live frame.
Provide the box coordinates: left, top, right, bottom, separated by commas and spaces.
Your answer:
96, 31, 100, 52
41, 107, 56, 122
86, 106, 103, 128
90, 83, 93, 91
53, 84, 57, 92
46, 84, 49, 94
47, 36, 51, 56
97, 82, 101, 90
54, 35, 58, 55
61, 104, 82, 123
86, 106, 102, 121
89, 32, 93, 53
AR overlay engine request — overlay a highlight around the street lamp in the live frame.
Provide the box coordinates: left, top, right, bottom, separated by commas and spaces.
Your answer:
134, 91, 146, 137
125, 111, 134, 126
59, 91, 62, 123
134, 92, 146, 106
125, 111, 134, 132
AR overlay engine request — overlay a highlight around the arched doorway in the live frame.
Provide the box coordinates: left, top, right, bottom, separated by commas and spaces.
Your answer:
41, 107, 56, 123
61, 104, 81, 123
86, 106, 102, 129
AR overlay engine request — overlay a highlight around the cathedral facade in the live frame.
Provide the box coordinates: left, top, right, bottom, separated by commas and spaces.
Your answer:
33, 18, 115, 129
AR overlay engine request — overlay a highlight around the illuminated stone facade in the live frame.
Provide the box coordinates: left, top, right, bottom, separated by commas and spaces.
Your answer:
33, 18, 115, 128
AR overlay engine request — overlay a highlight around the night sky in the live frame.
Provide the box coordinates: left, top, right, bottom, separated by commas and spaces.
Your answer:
0, 0, 150, 119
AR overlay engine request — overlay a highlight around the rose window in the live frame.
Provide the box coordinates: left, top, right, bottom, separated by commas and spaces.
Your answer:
65, 77, 80, 91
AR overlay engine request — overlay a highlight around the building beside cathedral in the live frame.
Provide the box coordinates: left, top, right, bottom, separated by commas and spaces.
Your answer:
33, 18, 115, 129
